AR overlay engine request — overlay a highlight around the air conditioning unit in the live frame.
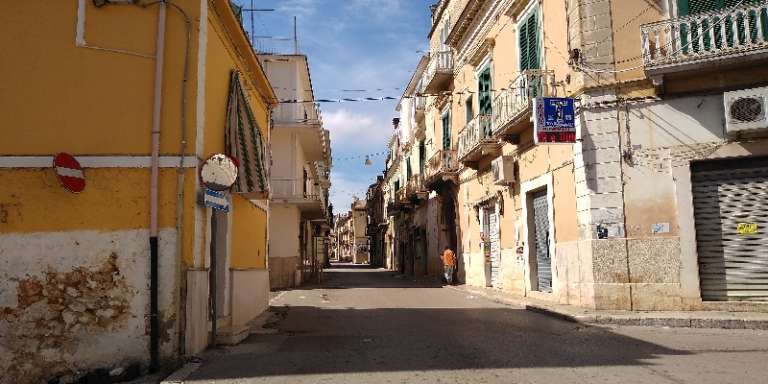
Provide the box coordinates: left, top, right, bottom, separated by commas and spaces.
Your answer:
491, 156, 515, 185
724, 86, 768, 137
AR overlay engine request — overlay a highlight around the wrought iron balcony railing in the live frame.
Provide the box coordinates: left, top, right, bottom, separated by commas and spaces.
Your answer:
492, 70, 556, 137
457, 114, 495, 161
641, 3, 768, 72
426, 149, 459, 181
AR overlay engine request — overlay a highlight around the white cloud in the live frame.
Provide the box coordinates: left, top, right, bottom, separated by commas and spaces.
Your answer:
277, 0, 318, 18
323, 108, 392, 145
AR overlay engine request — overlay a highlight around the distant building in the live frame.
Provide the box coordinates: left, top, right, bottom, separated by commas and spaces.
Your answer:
258, 54, 332, 289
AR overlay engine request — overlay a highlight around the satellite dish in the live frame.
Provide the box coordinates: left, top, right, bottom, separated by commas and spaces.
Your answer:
200, 154, 238, 190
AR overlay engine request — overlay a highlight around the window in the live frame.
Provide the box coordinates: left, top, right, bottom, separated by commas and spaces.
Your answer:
465, 97, 473, 124
441, 109, 451, 150
406, 159, 412, 180
419, 141, 426, 175
478, 66, 492, 136
518, 8, 540, 71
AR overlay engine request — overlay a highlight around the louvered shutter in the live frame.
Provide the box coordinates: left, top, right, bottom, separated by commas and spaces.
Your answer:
442, 112, 451, 150
519, 10, 540, 71
692, 158, 768, 301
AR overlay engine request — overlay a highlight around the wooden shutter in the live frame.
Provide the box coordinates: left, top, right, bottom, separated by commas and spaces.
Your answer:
519, 10, 540, 71
442, 112, 451, 150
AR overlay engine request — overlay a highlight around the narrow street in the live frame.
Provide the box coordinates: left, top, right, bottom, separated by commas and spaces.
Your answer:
184, 265, 768, 384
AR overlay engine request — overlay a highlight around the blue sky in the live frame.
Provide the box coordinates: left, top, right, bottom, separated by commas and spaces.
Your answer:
235, 0, 433, 213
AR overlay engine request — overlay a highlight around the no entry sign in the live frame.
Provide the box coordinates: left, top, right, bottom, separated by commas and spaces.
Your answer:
53, 153, 85, 193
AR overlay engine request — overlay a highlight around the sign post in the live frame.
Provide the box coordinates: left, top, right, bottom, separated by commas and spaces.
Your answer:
533, 97, 577, 144
199, 153, 238, 213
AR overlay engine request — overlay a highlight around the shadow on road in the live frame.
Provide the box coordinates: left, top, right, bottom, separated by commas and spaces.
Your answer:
188, 304, 690, 380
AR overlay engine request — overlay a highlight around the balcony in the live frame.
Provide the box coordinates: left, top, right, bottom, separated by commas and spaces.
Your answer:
641, 3, 768, 76
273, 103, 323, 127
405, 174, 429, 201
425, 149, 459, 187
271, 178, 327, 218
492, 70, 556, 139
457, 114, 501, 168
422, 50, 454, 93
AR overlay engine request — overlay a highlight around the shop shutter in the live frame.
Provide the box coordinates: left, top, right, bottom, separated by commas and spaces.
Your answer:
532, 190, 552, 293
692, 157, 768, 301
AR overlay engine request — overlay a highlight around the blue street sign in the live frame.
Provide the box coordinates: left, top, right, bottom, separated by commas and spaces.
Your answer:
534, 97, 577, 144
204, 188, 230, 212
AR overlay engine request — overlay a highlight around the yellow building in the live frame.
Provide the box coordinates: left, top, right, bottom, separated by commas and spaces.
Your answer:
0, 1, 275, 382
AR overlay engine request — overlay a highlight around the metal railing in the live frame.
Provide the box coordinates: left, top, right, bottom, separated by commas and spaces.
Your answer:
271, 178, 323, 202
424, 50, 454, 85
641, 3, 768, 69
426, 149, 458, 179
272, 103, 323, 126
406, 174, 426, 195
457, 114, 493, 160
492, 70, 556, 135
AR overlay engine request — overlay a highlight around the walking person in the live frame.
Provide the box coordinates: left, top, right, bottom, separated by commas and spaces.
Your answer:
441, 246, 457, 285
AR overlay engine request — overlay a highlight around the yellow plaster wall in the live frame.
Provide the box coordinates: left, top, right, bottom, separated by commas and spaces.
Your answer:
230, 196, 267, 269
203, 9, 271, 160
0, 1, 200, 156
553, 165, 578, 243
610, 0, 662, 83
0, 168, 197, 265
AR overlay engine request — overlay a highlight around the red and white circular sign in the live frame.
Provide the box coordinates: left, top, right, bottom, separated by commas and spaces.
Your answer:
53, 153, 85, 193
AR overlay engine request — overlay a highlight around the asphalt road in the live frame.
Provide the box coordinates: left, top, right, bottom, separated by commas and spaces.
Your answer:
185, 264, 768, 384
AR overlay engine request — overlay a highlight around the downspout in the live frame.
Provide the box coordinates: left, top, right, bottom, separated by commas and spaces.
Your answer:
149, 1, 167, 373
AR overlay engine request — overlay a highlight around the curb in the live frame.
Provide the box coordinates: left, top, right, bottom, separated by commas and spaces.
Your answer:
447, 284, 768, 330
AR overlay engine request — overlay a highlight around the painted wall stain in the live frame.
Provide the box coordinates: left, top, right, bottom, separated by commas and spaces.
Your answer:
0, 253, 132, 383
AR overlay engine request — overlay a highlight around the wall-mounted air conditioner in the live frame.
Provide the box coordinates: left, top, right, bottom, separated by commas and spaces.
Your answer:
491, 156, 515, 185
724, 86, 768, 137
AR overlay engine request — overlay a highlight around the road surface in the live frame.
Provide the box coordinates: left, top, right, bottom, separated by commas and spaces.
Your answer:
185, 264, 768, 383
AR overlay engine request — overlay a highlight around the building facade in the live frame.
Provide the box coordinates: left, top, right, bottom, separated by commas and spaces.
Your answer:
260, 54, 332, 289
378, 0, 768, 312
0, 1, 275, 382
351, 200, 371, 264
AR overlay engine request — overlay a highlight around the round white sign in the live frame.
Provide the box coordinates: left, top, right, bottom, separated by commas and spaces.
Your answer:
200, 154, 238, 191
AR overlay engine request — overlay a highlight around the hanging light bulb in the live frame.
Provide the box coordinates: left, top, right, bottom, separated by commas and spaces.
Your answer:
364, 155, 373, 166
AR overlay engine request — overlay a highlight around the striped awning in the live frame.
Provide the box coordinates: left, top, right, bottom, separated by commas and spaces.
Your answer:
225, 71, 269, 198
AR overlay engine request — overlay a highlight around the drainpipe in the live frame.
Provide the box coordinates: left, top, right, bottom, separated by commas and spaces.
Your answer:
149, 1, 167, 373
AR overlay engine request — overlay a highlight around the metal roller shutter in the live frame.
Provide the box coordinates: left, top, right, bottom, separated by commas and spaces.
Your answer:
532, 190, 552, 293
692, 156, 768, 301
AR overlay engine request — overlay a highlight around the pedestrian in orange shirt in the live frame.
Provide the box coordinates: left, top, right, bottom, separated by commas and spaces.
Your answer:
441, 246, 457, 285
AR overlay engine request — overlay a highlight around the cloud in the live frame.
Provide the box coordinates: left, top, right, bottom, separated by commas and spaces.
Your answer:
276, 0, 318, 18
323, 108, 393, 146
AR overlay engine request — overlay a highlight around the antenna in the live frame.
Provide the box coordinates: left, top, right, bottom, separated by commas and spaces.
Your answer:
294, 16, 299, 54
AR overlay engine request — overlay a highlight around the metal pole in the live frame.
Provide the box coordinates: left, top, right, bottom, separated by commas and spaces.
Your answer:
294, 16, 298, 54
209, 213, 217, 347
149, 1, 166, 373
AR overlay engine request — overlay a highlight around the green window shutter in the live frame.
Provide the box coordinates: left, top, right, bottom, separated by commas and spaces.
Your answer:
478, 67, 492, 136
406, 159, 412, 180
519, 10, 540, 71
442, 112, 451, 150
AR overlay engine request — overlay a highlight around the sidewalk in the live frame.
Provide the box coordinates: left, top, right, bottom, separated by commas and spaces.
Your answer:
446, 284, 768, 330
